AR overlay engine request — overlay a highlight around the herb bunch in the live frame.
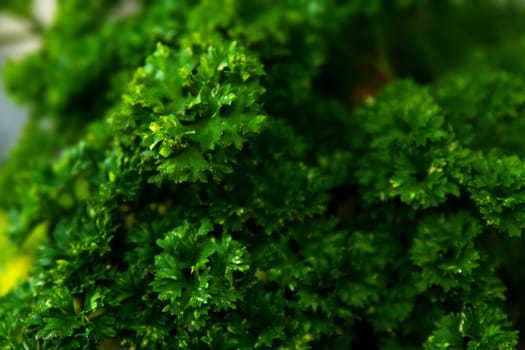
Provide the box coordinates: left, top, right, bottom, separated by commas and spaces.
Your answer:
1, 1, 525, 349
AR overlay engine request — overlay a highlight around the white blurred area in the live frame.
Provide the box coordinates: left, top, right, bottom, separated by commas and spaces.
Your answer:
0, 0, 56, 161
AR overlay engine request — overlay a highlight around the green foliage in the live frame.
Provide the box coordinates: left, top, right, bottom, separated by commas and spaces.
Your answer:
116, 37, 266, 184
0, 0, 32, 17
355, 81, 461, 207
426, 304, 518, 350
2, 0, 525, 349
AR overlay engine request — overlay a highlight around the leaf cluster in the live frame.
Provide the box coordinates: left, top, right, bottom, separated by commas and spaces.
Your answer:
2, 0, 525, 349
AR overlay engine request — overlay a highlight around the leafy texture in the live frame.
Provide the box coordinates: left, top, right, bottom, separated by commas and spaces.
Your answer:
2, 0, 525, 349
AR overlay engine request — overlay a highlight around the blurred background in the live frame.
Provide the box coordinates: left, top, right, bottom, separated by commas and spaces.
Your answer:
0, 0, 55, 161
